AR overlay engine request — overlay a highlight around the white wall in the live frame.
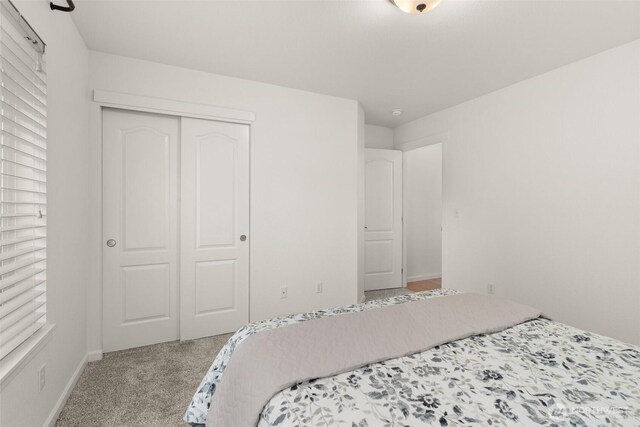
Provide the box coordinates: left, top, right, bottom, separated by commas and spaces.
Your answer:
365, 124, 394, 149
395, 40, 640, 345
404, 144, 442, 281
0, 1, 91, 426
87, 52, 360, 353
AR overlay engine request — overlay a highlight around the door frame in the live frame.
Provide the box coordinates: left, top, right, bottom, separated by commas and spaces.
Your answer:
92, 91, 255, 356
398, 132, 448, 288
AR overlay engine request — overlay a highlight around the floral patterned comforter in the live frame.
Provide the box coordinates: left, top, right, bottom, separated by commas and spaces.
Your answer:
185, 289, 640, 426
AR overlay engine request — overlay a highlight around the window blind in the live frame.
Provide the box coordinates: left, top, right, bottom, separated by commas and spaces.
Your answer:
0, 0, 47, 360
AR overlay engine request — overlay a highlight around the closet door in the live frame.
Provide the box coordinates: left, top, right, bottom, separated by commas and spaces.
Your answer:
102, 109, 179, 352
180, 118, 250, 340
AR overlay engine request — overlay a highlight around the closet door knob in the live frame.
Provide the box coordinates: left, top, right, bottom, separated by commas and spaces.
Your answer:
106, 239, 116, 247
239, 235, 247, 242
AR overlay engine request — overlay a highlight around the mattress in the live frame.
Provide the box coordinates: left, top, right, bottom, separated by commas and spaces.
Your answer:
185, 289, 640, 426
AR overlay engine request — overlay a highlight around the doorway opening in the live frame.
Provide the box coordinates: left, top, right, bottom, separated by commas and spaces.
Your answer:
403, 143, 443, 292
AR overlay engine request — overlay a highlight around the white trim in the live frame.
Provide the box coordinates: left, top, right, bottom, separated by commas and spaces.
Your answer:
86, 350, 103, 362
43, 353, 87, 427
402, 153, 408, 288
398, 132, 449, 152
407, 273, 442, 282
93, 90, 256, 124
0, 323, 55, 389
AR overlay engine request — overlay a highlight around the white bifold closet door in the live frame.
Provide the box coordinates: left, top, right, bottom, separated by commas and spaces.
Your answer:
102, 109, 249, 352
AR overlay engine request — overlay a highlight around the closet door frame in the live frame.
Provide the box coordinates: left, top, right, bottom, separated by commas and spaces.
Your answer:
94, 91, 255, 354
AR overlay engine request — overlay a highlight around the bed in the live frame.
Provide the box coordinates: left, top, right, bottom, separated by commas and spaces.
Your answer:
185, 289, 640, 426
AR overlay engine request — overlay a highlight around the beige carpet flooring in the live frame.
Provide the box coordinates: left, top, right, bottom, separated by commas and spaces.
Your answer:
56, 334, 231, 426
56, 289, 412, 426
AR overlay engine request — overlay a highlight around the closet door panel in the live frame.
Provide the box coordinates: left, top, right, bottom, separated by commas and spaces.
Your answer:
102, 109, 179, 352
180, 118, 250, 340
196, 134, 236, 247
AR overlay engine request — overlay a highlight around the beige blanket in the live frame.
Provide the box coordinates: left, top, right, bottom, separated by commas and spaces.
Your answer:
206, 293, 542, 426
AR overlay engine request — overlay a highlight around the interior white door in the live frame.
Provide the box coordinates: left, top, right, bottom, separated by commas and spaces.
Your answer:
364, 149, 403, 291
102, 109, 179, 352
180, 118, 250, 340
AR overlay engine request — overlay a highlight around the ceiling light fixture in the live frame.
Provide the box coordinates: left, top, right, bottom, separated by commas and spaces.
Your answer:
391, 0, 442, 14
392, 109, 403, 117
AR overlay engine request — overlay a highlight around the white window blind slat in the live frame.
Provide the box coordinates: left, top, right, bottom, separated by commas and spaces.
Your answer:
1, 100, 47, 136
0, 68, 45, 108
0, 296, 43, 331
1, 212, 42, 218
0, 302, 44, 345
0, 45, 46, 98
2, 200, 43, 209
1, 173, 46, 186
0, 30, 47, 88
0, 255, 44, 275
2, 89, 46, 123
2, 187, 46, 196
0, 285, 45, 319
0, 311, 45, 359
0, 71, 45, 110
0, 54, 45, 100
0, 266, 46, 291
0, 223, 45, 232
0, 245, 45, 260
1, 133, 46, 153
2, 100, 46, 133
0, 245, 44, 262
0, 235, 45, 247
0, 26, 36, 68
0, 0, 47, 361
0, 75, 46, 117
0, 200, 44, 205
1, 200, 46, 207
0, 38, 46, 88
1, 112, 46, 141
0, 11, 45, 81
0, 151, 47, 170
0, 57, 45, 94
0, 277, 43, 304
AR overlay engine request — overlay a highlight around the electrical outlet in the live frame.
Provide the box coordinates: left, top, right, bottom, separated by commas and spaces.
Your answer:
38, 364, 46, 392
280, 286, 288, 299
315, 281, 323, 293
487, 283, 495, 295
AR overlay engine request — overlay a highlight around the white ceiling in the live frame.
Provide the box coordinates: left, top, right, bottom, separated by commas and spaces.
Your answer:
71, 0, 640, 127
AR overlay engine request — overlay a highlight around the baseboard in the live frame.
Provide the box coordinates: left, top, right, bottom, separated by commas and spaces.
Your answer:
407, 273, 442, 282
44, 353, 87, 427
86, 350, 103, 362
